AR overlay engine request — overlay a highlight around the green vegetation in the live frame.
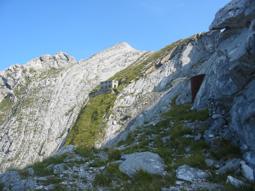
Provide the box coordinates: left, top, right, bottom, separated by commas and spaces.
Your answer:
107, 149, 122, 161
66, 35, 199, 149
0, 182, 3, 190
11, 102, 249, 190
0, 96, 12, 124
210, 139, 241, 160
163, 103, 209, 122
94, 173, 112, 186
224, 184, 255, 191
120, 171, 174, 191
30, 154, 67, 176
66, 93, 116, 148
116, 104, 210, 173
93, 163, 174, 191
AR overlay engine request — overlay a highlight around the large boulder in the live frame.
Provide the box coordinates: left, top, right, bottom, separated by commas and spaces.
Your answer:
226, 176, 245, 188
119, 152, 165, 177
216, 158, 241, 175
176, 165, 209, 182
210, 0, 255, 30
240, 161, 255, 182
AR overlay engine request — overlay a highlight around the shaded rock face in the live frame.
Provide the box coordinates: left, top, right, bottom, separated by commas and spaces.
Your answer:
98, 0, 255, 168
0, 43, 144, 172
101, 31, 220, 147
193, 0, 255, 154
101, 0, 255, 153
231, 80, 255, 152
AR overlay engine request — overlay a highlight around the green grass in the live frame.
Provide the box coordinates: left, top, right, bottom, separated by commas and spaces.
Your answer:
94, 164, 175, 191
66, 54, 154, 149
29, 154, 67, 176
65, 93, 117, 148
210, 139, 241, 160
94, 164, 128, 187
0, 182, 4, 190
170, 124, 193, 137
93, 173, 112, 186
0, 96, 12, 124
116, 103, 211, 175
107, 149, 122, 161
224, 184, 255, 191
119, 171, 175, 191
163, 104, 209, 122
65, 33, 202, 150
74, 146, 97, 158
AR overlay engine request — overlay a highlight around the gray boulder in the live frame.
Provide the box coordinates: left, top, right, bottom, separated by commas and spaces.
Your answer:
226, 175, 245, 188
119, 152, 165, 177
244, 152, 255, 167
176, 165, 209, 182
216, 158, 241, 175
205, 158, 217, 168
210, 0, 255, 30
240, 161, 255, 182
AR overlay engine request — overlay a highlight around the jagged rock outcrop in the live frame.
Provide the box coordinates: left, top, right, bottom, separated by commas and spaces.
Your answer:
100, 0, 255, 161
101, 31, 220, 147
210, 0, 255, 30
0, 42, 144, 172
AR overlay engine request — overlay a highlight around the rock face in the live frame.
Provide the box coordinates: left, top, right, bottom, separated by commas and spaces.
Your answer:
0, 42, 144, 172
101, 31, 219, 147
0, 0, 255, 182
98, 0, 255, 155
210, 0, 255, 30
119, 152, 165, 177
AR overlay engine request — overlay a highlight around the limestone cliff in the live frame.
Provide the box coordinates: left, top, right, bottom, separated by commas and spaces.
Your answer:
99, 0, 255, 156
0, 42, 144, 171
0, 0, 255, 190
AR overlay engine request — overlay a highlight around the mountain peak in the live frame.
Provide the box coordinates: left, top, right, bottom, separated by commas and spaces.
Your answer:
106, 41, 137, 52
113, 42, 134, 49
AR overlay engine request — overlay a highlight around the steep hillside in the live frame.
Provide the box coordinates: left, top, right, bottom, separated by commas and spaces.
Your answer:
0, 0, 255, 190
0, 42, 145, 171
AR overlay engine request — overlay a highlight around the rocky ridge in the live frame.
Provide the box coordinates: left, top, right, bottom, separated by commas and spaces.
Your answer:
0, 42, 145, 171
0, 0, 255, 190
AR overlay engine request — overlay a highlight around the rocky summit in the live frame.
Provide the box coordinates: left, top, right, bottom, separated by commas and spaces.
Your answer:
0, 0, 255, 190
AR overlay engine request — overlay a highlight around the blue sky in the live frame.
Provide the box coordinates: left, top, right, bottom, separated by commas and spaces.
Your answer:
0, 0, 229, 70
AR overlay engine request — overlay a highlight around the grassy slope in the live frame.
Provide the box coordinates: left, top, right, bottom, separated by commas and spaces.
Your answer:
65, 37, 196, 149
5, 34, 255, 190
92, 103, 254, 191
12, 103, 255, 191
0, 96, 12, 125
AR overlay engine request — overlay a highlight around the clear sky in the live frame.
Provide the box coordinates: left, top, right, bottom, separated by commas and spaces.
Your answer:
0, 0, 229, 70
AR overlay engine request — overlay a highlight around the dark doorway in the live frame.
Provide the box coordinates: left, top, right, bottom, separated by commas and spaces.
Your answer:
191, 74, 205, 103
